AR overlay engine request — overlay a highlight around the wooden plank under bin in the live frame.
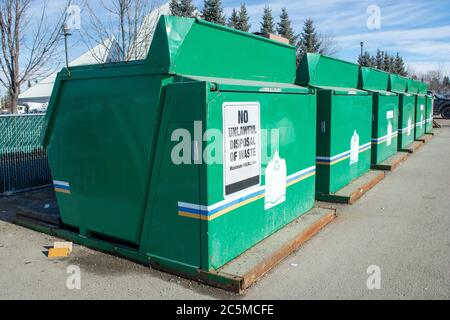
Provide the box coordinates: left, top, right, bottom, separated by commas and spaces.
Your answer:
316, 170, 385, 204
371, 152, 409, 172
400, 140, 424, 153
204, 207, 337, 293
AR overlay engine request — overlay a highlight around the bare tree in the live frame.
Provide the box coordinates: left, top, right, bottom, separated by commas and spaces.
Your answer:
0, 0, 69, 114
423, 69, 444, 92
408, 62, 449, 92
406, 65, 419, 79
319, 32, 338, 56
82, 0, 163, 63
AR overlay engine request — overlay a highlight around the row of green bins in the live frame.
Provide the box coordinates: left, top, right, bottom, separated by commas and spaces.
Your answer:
407, 79, 426, 139
359, 67, 399, 165
421, 82, 434, 134
389, 74, 416, 150
42, 16, 317, 272
296, 53, 372, 197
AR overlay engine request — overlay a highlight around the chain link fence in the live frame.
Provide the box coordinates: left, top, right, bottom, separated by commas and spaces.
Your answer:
0, 114, 52, 195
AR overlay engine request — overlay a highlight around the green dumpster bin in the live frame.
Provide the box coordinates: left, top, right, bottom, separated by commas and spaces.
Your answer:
358, 67, 399, 165
426, 93, 434, 133
389, 74, 416, 150
407, 79, 426, 139
420, 82, 434, 134
296, 54, 372, 198
42, 16, 317, 273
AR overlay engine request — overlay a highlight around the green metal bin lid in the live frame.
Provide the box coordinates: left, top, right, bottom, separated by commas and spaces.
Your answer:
389, 74, 408, 94
418, 81, 429, 94
296, 53, 367, 95
145, 16, 297, 84
184, 75, 311, 94
407, 79, 420, 94
358, 67, 396, 95
312, 86, 368, 95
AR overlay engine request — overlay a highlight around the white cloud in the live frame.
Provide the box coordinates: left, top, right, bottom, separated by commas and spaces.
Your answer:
407, 61, 450, 76
336, 26, 450, 43
24, 0, 450, 77
39, 0, 450, 77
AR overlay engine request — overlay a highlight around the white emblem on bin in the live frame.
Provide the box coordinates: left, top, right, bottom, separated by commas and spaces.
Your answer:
407, 117, 412, 136
264, 151, 287, 210
350, 130, 360, 165
387, 121, 392, 146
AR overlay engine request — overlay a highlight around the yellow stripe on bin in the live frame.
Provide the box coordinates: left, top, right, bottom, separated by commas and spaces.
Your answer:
178, 171, 316, 221
54, 188, 71, 194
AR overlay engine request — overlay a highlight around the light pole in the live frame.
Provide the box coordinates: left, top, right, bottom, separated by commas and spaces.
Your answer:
63, 23, 71, 76
360, 42, 364, 57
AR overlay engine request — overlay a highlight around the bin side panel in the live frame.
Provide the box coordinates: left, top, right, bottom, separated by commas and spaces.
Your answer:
398, 94, 416, 149
326, 95, 372, 194
202, 91, 316, 270
371, 94, 399, 164
415, 95, 426, 139
46, 74, 167, 244
425, 95, 434, 133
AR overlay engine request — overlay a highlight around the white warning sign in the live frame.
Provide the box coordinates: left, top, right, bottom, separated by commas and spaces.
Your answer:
223, 102, 261, 197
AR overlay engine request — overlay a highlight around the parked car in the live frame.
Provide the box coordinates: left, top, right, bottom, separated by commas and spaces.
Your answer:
29, 108, 47, 114
433, 94, 450, 119
17, 105, 27, 114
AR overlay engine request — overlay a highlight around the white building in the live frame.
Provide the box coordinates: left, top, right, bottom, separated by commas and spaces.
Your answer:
18, 38, 120, 109
18, 2, 171, 110
132, 2, 171, 60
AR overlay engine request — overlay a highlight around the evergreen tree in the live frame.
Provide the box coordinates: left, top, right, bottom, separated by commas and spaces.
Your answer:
228, 8, 239, 29
202, 0, 226, 25
388, 55, 395, 73
277, 8, 297, 45
357, 53, 364, 66
179, 0, 196, 18
393, 52, 407, 76
169, 0, 182, 16
443, 76, 450, 88
358, 51, 372, 67
370, 55, 377, 67
297, 19, 321, 54
297, 18, 323, 63
237, 4, 251, 32
260, 6, 275, 34
383, 51, 391, 72
375, 49, 384, 70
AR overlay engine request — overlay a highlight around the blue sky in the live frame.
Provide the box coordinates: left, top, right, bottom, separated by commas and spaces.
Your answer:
31, 0, 450, 77
220, 0, 450, 76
